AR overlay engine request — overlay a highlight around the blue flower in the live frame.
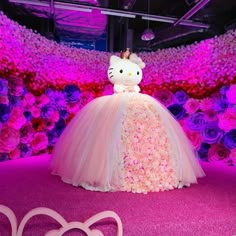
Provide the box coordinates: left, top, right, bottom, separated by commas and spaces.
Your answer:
220, 85, 230, 96
63, 84, 81, 103
59, 109, 69, 119
174, 90, 189, 105
213, 99, 228, 112
198, 143, 211, 160
168, 104, 186, 120
0, 153, 9, 162
8, 94, 21, 107
186, 112, 205, 131
47, 90, 66, 111
222, 129, 236, 149
47, 130, 58, 145
0, 79, 8, 96
201, 122, 223, 144
24, 111, 32, 121
0, 104, 11, 122
20, 143, 32, 158
41, 104, 54, 119
54, 118, 66, 136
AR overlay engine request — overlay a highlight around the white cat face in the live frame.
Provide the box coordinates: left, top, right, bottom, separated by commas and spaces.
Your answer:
107, 56, 143, 86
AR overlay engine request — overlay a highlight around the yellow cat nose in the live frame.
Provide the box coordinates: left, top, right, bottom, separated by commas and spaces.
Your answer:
128, 72, 132, 76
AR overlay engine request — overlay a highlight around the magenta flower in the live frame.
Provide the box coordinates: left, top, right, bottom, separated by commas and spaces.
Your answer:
226, 84, 236, 104
153, 89, 174, 107
184, 98, 200, 114
207, 143, 230, 162
218, 108, 236, 132
32, 132, 48, 152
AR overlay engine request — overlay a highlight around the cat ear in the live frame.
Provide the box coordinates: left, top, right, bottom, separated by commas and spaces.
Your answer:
110, 55, 121, 65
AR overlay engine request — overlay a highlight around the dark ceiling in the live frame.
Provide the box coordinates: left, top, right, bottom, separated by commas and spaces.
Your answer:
1, 0, 236, 52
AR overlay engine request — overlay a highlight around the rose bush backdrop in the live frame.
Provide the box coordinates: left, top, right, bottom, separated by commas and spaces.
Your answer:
0, 12, 235, 165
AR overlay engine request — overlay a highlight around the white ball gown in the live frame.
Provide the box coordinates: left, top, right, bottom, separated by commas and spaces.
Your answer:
51, 53, 205, 193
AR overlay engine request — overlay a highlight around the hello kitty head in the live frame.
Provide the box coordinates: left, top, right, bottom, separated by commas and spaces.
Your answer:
107, 53, 145, 86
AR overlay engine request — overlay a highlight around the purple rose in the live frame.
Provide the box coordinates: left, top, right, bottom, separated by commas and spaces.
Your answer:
168, 104, 186, 120
0, 104, 11, 122
174, 90, 189, 105
201, 122, 223, 144
213, 99, 228, 112
0, 79, 8, 96
222, 130, 236, 149
41, 104, 54, 119
198, 143, 211, 160
153, 89, 174, 107
186, 112, 205, 131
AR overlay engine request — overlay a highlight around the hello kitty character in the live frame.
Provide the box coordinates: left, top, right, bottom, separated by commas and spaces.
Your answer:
107, 49, 145, 93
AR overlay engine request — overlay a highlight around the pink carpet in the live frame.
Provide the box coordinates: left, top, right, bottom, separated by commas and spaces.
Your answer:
0, 154, 235, 235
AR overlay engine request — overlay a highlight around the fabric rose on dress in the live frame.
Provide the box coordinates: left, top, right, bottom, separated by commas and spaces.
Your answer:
153, 89, 174, 107
63, 84, 81, 103
226, 84, 236, 104
32, 132, 48, 152
20, 122, 34, 143
221, 130, 236, 149
218, 108, 236, 132
8, 107, 26, 129
174, 90, 189, 105
184, 98, 200, 114
0, 125, 20, 153
207, 143, 230, 162
0, 104, 11, 122
186, 112, 205, 131
199, 98, 213, 111
168, 104, 186, 120
201, 122, 223, 144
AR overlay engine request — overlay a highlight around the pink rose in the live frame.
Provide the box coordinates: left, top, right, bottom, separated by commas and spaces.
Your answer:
35, 94, 50, 108
22, 93, 35, 108
51, 111, 60, 122
229, 148, 236, 166
218, 108, 236, 132
199, 98, 213, 111
9, 148, 21, 160
184, 98, 200, 114
0, 95, 9, 105
203, 109, 218, 122
32, 132, 48, 152
20, 122, 34, 143
208, 143, 230, 162
0, 125, 20, 153
184, 128, 202, 149
226, 85, 236, 104
30, 106, 41, 118
8, 107, 26, 129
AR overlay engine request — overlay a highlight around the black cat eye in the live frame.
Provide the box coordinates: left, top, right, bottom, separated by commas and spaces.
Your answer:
119, 69, 123, 73
137, 71, 140, 75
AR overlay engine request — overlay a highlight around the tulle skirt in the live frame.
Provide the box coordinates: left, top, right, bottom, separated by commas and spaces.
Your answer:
51, 93, 205, 193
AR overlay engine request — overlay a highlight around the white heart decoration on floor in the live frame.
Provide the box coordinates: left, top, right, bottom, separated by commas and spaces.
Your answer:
0, 205, 123, 236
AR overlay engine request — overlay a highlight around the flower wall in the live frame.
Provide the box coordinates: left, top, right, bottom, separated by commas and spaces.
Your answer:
0, 12, 235, 164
